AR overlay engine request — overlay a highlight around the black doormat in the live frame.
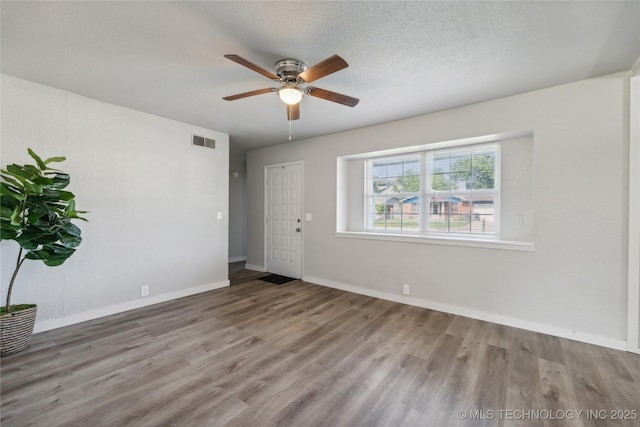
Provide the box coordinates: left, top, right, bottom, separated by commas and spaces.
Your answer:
259, 274, 297, 285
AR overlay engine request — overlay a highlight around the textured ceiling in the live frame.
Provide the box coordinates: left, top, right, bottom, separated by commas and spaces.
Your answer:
2, 1, 639, 159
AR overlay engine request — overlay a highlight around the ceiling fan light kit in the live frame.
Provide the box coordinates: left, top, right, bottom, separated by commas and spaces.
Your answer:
278, 84, 303, 105
223, 54, 359, 124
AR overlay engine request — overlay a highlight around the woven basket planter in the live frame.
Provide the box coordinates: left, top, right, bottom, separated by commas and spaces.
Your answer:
1, 305, 37, 357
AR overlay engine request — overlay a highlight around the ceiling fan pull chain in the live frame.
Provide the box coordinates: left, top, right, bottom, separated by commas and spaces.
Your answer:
288, 109, 293, 141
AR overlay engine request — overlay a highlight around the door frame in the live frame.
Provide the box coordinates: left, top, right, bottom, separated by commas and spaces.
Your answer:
628, 75, 639, 354
264, 160, 304, 278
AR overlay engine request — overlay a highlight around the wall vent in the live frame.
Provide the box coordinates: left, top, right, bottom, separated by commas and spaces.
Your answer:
192, 135, 215, 149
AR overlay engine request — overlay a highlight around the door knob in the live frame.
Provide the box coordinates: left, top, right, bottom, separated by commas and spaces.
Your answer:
296, 227, 301, 232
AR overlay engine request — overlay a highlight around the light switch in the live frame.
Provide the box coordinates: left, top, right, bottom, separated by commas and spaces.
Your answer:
217, 212, 223, 220
305, 213, 312, 221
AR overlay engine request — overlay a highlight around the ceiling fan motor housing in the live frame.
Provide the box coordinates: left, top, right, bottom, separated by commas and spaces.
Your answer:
275, 59, 308, 83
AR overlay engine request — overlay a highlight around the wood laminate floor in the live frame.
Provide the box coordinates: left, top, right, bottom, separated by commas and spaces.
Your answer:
1, 269, 639, 426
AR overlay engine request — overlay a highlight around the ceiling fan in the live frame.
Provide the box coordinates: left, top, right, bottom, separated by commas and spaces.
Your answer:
223, 54, 359, 121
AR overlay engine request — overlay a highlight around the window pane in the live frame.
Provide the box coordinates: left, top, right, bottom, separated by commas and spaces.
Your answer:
387, 160, 403, 178
432, 154, 450, 174
385, 213, 401, 230
470, 150, 495, 190
401, 174, 420, 192
404, 196, 419, 213
450, 174, 467, 191
470, 195, 495, 234
430, 172, 450, 191
403, 159, 420, 175
430, 196, 475, 232
387, 176, 401, 192
429, 196, 450, 231
402, 159, 420, 193
450, 151, 472, 190
372, 196, 386, 229
371, 157, 422, 194
370, 195, 422, 231
372, 178, 386, 194
401, 197, 419, 230
449, 197, 471, 233
372, 161, 387, 179
383, 196, 399, 230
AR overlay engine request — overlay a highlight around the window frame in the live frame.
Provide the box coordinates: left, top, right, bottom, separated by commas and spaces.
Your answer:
365, 153, 422, 232
364, 141, 500, 239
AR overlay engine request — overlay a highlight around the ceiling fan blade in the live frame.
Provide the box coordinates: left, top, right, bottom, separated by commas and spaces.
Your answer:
307, 87, 359, 107
298, 55, 348, 83
223, 88, 275, 101
286, 103, 300, 121
224, 54, 279, 80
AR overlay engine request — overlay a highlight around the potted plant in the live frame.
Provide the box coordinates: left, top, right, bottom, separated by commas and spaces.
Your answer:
0, 148, 87, 356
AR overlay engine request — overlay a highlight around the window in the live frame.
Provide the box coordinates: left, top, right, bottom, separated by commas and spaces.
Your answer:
368, 156, 421, 231
366, 143, 499, 237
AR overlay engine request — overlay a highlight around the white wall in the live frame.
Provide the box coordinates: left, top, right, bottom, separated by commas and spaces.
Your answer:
1, 75, 230, 331
229, 160, 247, 262
247, 74, 631, 349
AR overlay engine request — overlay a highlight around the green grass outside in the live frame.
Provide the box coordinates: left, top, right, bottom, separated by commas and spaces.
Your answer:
374, 218, 471, 231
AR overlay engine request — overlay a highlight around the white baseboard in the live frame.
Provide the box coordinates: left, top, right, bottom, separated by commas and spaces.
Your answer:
34, 280, 230, 333
303, 275, 627, 352
244, 264, 266, 272
228, 256, 247, 263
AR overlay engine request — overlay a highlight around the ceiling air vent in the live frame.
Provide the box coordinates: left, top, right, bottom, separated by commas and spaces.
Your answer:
192, 135, 215, 149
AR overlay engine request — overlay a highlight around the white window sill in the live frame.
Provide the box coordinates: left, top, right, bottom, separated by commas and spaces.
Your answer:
335, 231, 534, 252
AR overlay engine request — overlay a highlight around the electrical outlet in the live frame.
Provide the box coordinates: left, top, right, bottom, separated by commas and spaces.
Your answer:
516, 214, 523, 225
141, 285, 149, 297
403, 284, 410, 295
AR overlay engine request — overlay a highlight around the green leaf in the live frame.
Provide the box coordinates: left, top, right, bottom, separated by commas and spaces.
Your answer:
28, 148, 47, 170
10, 205, 22, 226
61, 221, 82, 237
27, 205, 48, 224
1, 174, 24, 189
7, 164, 41, 181
0, 227, 18, 240
58, 191, 75, 201
32, 175, 54, 186
42, 257, 68, 267
58, 227, 82, 248
0, 182, 25, 201
22, 181, 44, 195
48, 173, 70, 189
1, 205, 15, 219
25, 244, 76, 266
4, 165, 29, 180
45, 204, 67, 215
17, 224, 51, 241
44, 156, 66, 165
17, 239, 38, 250
68, 211, 89, 221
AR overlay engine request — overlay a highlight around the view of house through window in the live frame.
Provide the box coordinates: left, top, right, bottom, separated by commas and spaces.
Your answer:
369, 156, 421, 231
366, 143, 499, 236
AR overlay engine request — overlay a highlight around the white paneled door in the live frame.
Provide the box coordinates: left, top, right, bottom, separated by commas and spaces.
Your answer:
266, 163, 303, 278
